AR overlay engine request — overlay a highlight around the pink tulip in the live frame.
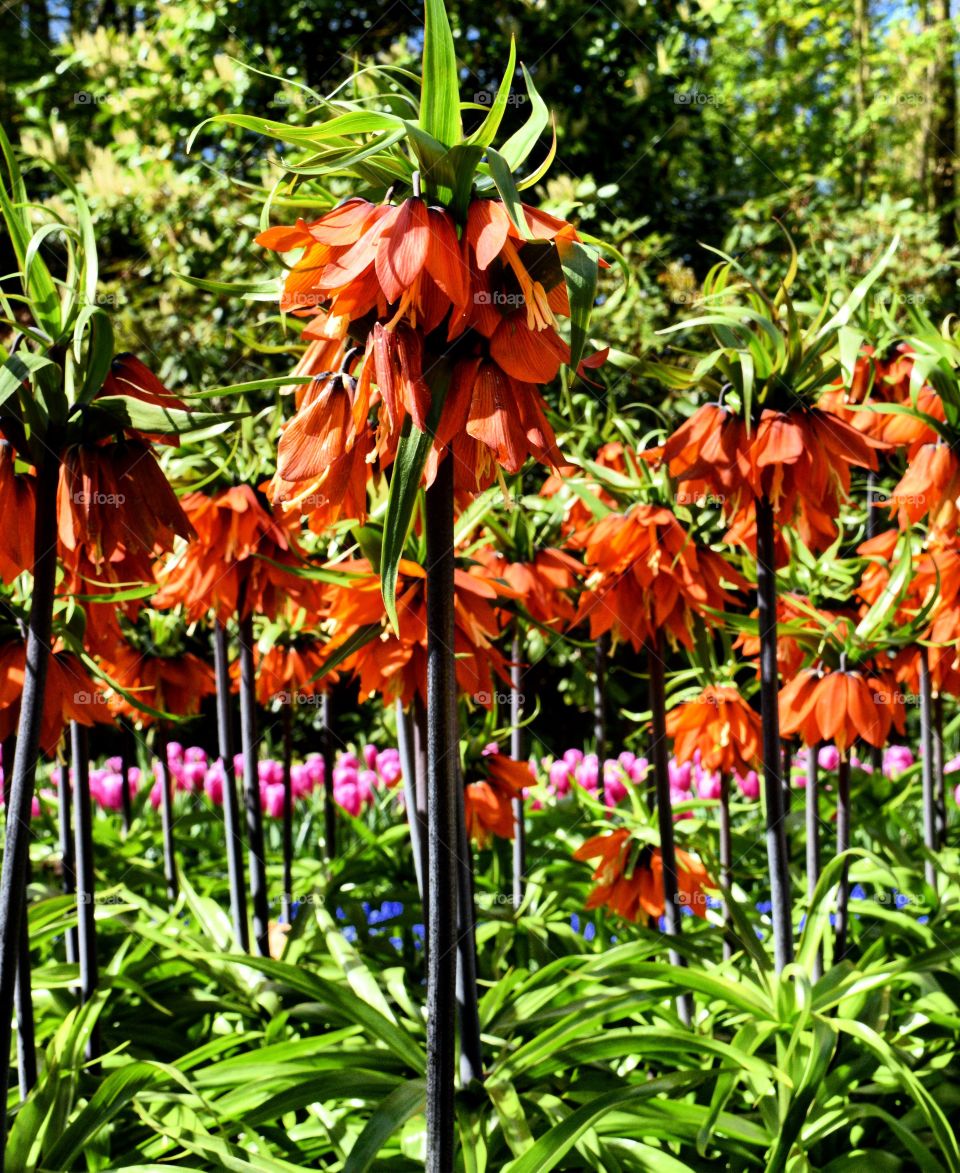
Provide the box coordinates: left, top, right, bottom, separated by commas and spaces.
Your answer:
379, 758, 403, 787
818, 745, 840, 771
736, 769, 760, 800
204, 762, 225, 806
335, 781, 362, 817
669, 759, 692, 792
362, 744, 379, 769
357, 769, 377, 802
563, 748, 584, 768
576, 755, 599, 792
696, 770, 722, 800
629, 757, 649, 785
263, 782, 285, 818
604, 774, 628, 807
883, 745, 914, 779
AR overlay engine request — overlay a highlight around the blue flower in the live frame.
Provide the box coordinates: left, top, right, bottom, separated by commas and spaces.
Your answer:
583, 922, 596, 942
850, 884, 866, 901
755, 900, 773, 915
570, 913, 581, 933
342, 925, 358, 943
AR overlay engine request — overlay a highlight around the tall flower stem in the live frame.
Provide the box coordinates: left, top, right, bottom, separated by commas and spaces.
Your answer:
455, 763, 482, 1088
155, 726, 178, 906
321, 691, 337, 860
0, 450, 60, 1155
781, 740, 793, 822
3, 736, 36, 1099
413, 696, 430, 934
213, 620, 249, 953
119, 718, 133, 834
647, 631, 691, 1026
718, 772, 733, 961
281, 700, 294, 926
834, 754, 852, 960
594, 633, 609, 760
424, 453, 459, 1172
919, 647, 937, 892
754, 495, 793, 971
397, 701, 426, 902
933, 692, 946, 849
238, 609, 270, 956
806, 745, 823, 980
71, 721, 100, 1065
510, 624, 526, 909
57, 760, 78, 966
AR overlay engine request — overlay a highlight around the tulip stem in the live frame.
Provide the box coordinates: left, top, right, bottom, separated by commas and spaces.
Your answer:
919, 648, 937, 892
3, 736, 36, 1099
156, 726, 178, 906
281, 701, 294, 926
806, 746, 823, 980
71, 721, 100, 1066
0, 449, 60, 1156
834, 754, 851, 960
510, 625, 526, 909
718, 772, 733, 961
213, 621, 250, 953
754, 495, 794, 972
647, 631, 691, 1026
238, 609, 271, 956
424, 454, 459, 1172
321, 690, 337, 860
397, 700, 426, 902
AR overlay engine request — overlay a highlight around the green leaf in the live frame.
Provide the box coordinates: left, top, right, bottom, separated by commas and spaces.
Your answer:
0, 351, 56, 411
484, 148, 531, 239
557, 239, 598, 373
72, 304, 114, 408
380, 362, 452, 630
421, 0, 462, 148
343, 1078, 427, 1172
464, 38, 517, 148
84, 395, 244, 437
42, 1061, 172, 1168
499, 64, 550, 171
502, 1072, 715, 1173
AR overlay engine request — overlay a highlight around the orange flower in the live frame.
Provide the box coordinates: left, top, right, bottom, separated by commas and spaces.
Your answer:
644, 404, 877, 556
0, 643, 111, 755
58, 441, 194, 581
257, 197, 470, 331
666, 686, 761, 778
574, 504, 746, 651
820, 344, 945, 451
101, 643, 216, 724
887, 442, 960, 530
153, 484, 317, 624
542, 441, 627, 539
478, 546, 581, 627
778, 667, 905, 752
321, 557, 510, 708
734, 593, 856, 681
0, 443, 35, 582
260, 197, 605, 502
253, 640, 335, 706
574, 829, 712, 921
55, 441, 194, 653
464, 751, 530, 847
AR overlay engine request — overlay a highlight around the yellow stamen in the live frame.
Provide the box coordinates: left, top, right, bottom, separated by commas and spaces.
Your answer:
501, 238, 557, 331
